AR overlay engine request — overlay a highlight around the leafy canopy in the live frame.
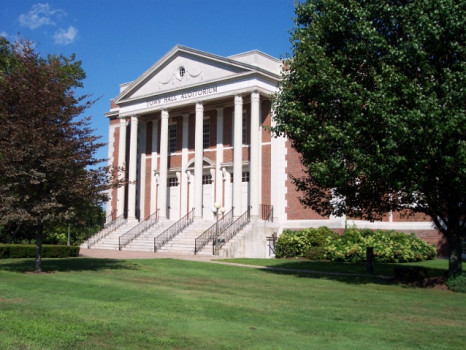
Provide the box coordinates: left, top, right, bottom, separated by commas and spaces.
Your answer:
273, 0, 465, 274
0, 38, 112, 270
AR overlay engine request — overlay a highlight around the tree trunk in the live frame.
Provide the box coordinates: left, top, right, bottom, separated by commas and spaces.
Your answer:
35, 226, 43, 273
447, 230, 463, 277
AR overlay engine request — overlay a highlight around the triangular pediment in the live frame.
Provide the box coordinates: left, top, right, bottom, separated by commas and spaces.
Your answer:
115, 46, 260, 103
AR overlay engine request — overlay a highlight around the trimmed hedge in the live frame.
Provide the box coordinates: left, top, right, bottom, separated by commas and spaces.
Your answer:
0, 244, 80, 259
275, 226, 436, 263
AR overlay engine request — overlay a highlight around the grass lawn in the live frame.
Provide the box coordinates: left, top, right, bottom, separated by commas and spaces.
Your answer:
0, 258, 464, 349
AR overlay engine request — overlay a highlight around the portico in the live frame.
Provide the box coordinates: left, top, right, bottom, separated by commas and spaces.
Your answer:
112, 91, 265, 222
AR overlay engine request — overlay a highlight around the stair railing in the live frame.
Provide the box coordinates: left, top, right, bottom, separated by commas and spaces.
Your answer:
87, 211, 127, 248
194, 208, 234, 254
154, 208, 195, 252
213, 207, 251, 255
118, 209, 160, 250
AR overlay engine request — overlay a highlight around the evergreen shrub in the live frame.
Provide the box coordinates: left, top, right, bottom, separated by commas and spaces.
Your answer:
446, 273, 466, 293
0, 244, 79, 259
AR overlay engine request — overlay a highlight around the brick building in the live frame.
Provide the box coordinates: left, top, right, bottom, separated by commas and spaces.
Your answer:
96, 45, 445, 257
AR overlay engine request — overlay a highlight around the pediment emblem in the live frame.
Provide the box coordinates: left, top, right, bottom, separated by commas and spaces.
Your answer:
159, 65, 203, 88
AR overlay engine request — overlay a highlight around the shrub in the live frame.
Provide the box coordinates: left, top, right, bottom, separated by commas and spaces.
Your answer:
275, 230, 311, 258
275, 227, 338, 259
0, 244, 79, 259
275, 227, 437, 263
446, 272, 466, 293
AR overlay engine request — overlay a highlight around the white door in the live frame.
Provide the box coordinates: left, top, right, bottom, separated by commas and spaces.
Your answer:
202, 182, 213, 220
241, 181, 250, 215
167, 182, 179, 220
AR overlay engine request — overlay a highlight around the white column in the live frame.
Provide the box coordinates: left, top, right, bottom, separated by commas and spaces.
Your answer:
215, 107, 224, 206
181, 114, 189, 217
139, 121, 146, 220
250, 91, 260, 218
194, 103, 204, 218
127, 116, 138, 220
117, 118, 127, 217
233, 95, 243, 217
150, 120, 158, 216
159, 110, 169, 219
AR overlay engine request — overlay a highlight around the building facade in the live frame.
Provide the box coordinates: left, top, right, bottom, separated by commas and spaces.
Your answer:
105, 46, 445, 257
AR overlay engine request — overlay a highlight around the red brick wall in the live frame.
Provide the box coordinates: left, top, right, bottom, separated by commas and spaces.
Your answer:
285, 140, 328, 220
261, 143, 271, 205
261, 101, 272, 143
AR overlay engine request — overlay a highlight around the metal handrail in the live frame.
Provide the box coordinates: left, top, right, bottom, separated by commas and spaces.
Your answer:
118, 209, 160, 250
214, 207, 251, 255
103, 209, 117, 228
260, 204, 273, 222
87, 212, 126, 248
154, 208, 195, 252
194, 208, 234, 254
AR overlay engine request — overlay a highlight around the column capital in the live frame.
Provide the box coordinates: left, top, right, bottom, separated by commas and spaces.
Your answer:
161, 109, 169, 119
234, 95, 243, 105
251, 91, 260, 102
131, 115, 138, 124
195, 102, 204, 112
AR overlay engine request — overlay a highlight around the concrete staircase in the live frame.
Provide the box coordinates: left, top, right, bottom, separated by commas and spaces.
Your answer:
156, 219, 215, 255
216, 222, 254, 258
123, 220, 176, 252
88, 220, 139, 250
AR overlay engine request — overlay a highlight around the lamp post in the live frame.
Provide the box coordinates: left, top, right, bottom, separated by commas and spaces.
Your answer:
212, 202, 226, 255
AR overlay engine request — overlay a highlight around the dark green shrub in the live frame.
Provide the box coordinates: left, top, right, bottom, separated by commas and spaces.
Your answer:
0, 244, 79, 259
446, 272, 466, 293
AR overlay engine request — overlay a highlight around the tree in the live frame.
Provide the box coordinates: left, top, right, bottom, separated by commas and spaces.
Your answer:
273, 0, 465, 276
0, 39, 110, 272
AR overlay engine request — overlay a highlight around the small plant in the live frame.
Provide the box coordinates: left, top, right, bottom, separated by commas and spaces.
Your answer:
446, 272, 466, 293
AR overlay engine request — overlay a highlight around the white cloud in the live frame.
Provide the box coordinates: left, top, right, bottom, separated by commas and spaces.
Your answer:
53, 26, 78, 45
0, 31, 8, 39
18, 3, 66, 30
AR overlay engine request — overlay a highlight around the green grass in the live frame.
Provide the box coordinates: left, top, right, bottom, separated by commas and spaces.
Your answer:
215, 258, 457, 277
0, 258, 465, 349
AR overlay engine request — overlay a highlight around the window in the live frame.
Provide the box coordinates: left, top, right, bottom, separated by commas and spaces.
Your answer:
168, 124, 176, 153
242, 111, 247, 144
202, 175, 212, 184
178, 66, 185, 78
203, 118, 210, 149
242, 172, 249, 182
168, 177, 179, 187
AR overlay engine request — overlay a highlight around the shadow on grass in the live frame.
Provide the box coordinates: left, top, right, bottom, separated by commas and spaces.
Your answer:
244, 260, 449, 288
0, 258, 139, 273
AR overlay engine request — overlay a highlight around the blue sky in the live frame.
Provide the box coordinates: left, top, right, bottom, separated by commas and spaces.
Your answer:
1, 0, 295, 161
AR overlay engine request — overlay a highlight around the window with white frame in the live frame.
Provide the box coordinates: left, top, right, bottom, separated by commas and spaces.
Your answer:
168, 177, 179, 187
202, 175, 212, 184
242, 111, 247, 144
203, 118, 210, 149
168, 124, 176, 153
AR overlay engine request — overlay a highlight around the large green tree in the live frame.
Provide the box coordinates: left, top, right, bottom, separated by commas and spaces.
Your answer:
0, 39, 110, 272
273, 0, 465, 275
